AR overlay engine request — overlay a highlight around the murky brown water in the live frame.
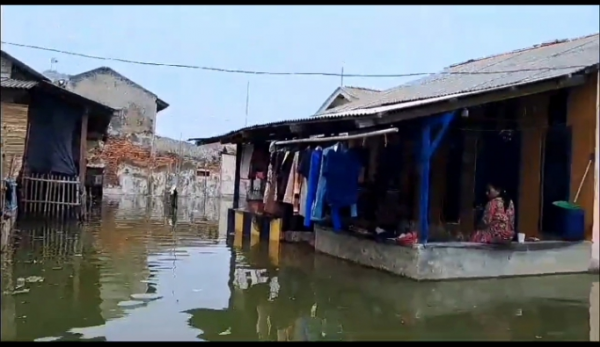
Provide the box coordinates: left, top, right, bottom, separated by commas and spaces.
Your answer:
1, 197, 598, 341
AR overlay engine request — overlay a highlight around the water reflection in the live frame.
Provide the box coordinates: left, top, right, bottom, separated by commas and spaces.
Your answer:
1, 197, 598, 341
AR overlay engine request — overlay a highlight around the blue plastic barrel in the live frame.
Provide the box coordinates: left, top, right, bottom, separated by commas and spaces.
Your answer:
553, 201, 585, 241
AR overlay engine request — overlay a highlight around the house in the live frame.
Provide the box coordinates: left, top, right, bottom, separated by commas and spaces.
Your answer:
43, 67, 227, 198
1, 50, 50, 180
191, 33, 599, 279
1, 49, 117, 219
53, 66, 169, 138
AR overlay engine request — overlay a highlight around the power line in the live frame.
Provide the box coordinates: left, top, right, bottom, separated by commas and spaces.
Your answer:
1, 40, 591, 79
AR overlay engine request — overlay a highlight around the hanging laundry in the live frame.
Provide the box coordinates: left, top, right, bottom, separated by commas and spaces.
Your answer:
275, 151, 294, 202
240, 144, 254, 179
304, 148, 322, 228
311, 145, 332, 223
264, 151, 284, 215
283, 152, 303, 214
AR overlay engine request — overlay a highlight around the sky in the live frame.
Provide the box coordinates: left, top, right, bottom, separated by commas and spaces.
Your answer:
1, 5, 599, 141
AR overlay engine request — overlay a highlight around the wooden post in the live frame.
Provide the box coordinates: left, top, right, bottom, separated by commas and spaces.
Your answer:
233, 143, 242, 209
79, 111, 88, 184
79, 109, 88, 217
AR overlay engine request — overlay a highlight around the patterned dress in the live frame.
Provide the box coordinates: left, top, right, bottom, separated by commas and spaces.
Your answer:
471, 197, 515, 243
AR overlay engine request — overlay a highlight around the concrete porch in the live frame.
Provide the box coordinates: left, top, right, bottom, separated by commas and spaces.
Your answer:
314, 225, 592, 281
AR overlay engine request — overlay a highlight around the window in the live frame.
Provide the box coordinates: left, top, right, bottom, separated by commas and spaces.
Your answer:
196, 169, 210, 177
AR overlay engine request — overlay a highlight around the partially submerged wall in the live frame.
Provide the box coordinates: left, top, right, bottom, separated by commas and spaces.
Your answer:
91, 135, 229, 197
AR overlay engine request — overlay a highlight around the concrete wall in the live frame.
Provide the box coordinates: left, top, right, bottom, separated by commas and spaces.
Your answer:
102, 195, 223, 224
220, 153, 236, 196
66, 69, 157, 139
52, 68, 231, 197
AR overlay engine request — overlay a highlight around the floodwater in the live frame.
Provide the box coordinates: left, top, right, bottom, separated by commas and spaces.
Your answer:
1, 196, 598, 341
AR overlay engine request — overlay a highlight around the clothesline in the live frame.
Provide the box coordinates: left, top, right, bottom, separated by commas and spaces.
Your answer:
271, 128, 399, 146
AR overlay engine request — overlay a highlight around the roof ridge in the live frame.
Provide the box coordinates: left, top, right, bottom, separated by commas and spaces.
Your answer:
69, 66, 169, 111
449, 32, 599, 69
343, 86, 380, 92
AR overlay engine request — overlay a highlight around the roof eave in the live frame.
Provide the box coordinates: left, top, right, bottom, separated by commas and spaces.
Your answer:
189, 72, 590, 146
157, 98, 170, 112
36, 81, 117, 118
1, 50, 51, 83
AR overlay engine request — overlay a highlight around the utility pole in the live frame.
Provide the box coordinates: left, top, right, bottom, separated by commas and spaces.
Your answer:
244, 81, 250, 127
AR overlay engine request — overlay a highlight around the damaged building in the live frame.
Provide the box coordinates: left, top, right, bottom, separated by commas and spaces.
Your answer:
43, 67, 231, 197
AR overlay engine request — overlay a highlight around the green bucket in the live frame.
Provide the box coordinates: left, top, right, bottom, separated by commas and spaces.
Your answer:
552, 200, 582, 210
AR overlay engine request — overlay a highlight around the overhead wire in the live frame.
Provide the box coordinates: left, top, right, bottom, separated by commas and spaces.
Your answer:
0, 40, 591, 79
1, 41, 586, 136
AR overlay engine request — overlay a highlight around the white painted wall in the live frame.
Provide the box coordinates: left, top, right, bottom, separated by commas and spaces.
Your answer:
220, 153, 236, 197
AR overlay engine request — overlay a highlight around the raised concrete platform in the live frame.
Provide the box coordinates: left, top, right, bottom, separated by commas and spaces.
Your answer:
314, 225, 592, 281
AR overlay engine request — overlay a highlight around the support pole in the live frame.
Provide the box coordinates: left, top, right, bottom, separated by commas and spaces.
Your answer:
418, 112, 456, 243
233, 143, 242, 209
79, 109, 89, 219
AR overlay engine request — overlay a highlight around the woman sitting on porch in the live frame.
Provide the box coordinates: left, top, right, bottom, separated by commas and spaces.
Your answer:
471, 182, 515, 244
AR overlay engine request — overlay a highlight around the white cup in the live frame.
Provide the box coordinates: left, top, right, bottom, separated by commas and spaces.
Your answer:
517, 233, 526, 243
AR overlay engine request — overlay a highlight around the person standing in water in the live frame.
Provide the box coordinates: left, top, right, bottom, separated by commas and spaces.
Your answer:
170, 184, 178, 211
471, 182, 515, 244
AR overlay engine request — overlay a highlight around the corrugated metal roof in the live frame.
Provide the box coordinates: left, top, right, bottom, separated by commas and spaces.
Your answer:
321, 34, 599, 114
1, 50, 51, 83
191, 33, 600, 145
0, 78, 38, 89
343, 86, 380, 100
190, 93, 473, 144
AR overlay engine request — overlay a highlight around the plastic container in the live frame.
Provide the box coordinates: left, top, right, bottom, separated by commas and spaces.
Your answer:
552, 201, 585, 241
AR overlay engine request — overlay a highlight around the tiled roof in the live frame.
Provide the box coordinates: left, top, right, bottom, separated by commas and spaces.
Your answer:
0, 78, 38, 89
321, 33, 600, 114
